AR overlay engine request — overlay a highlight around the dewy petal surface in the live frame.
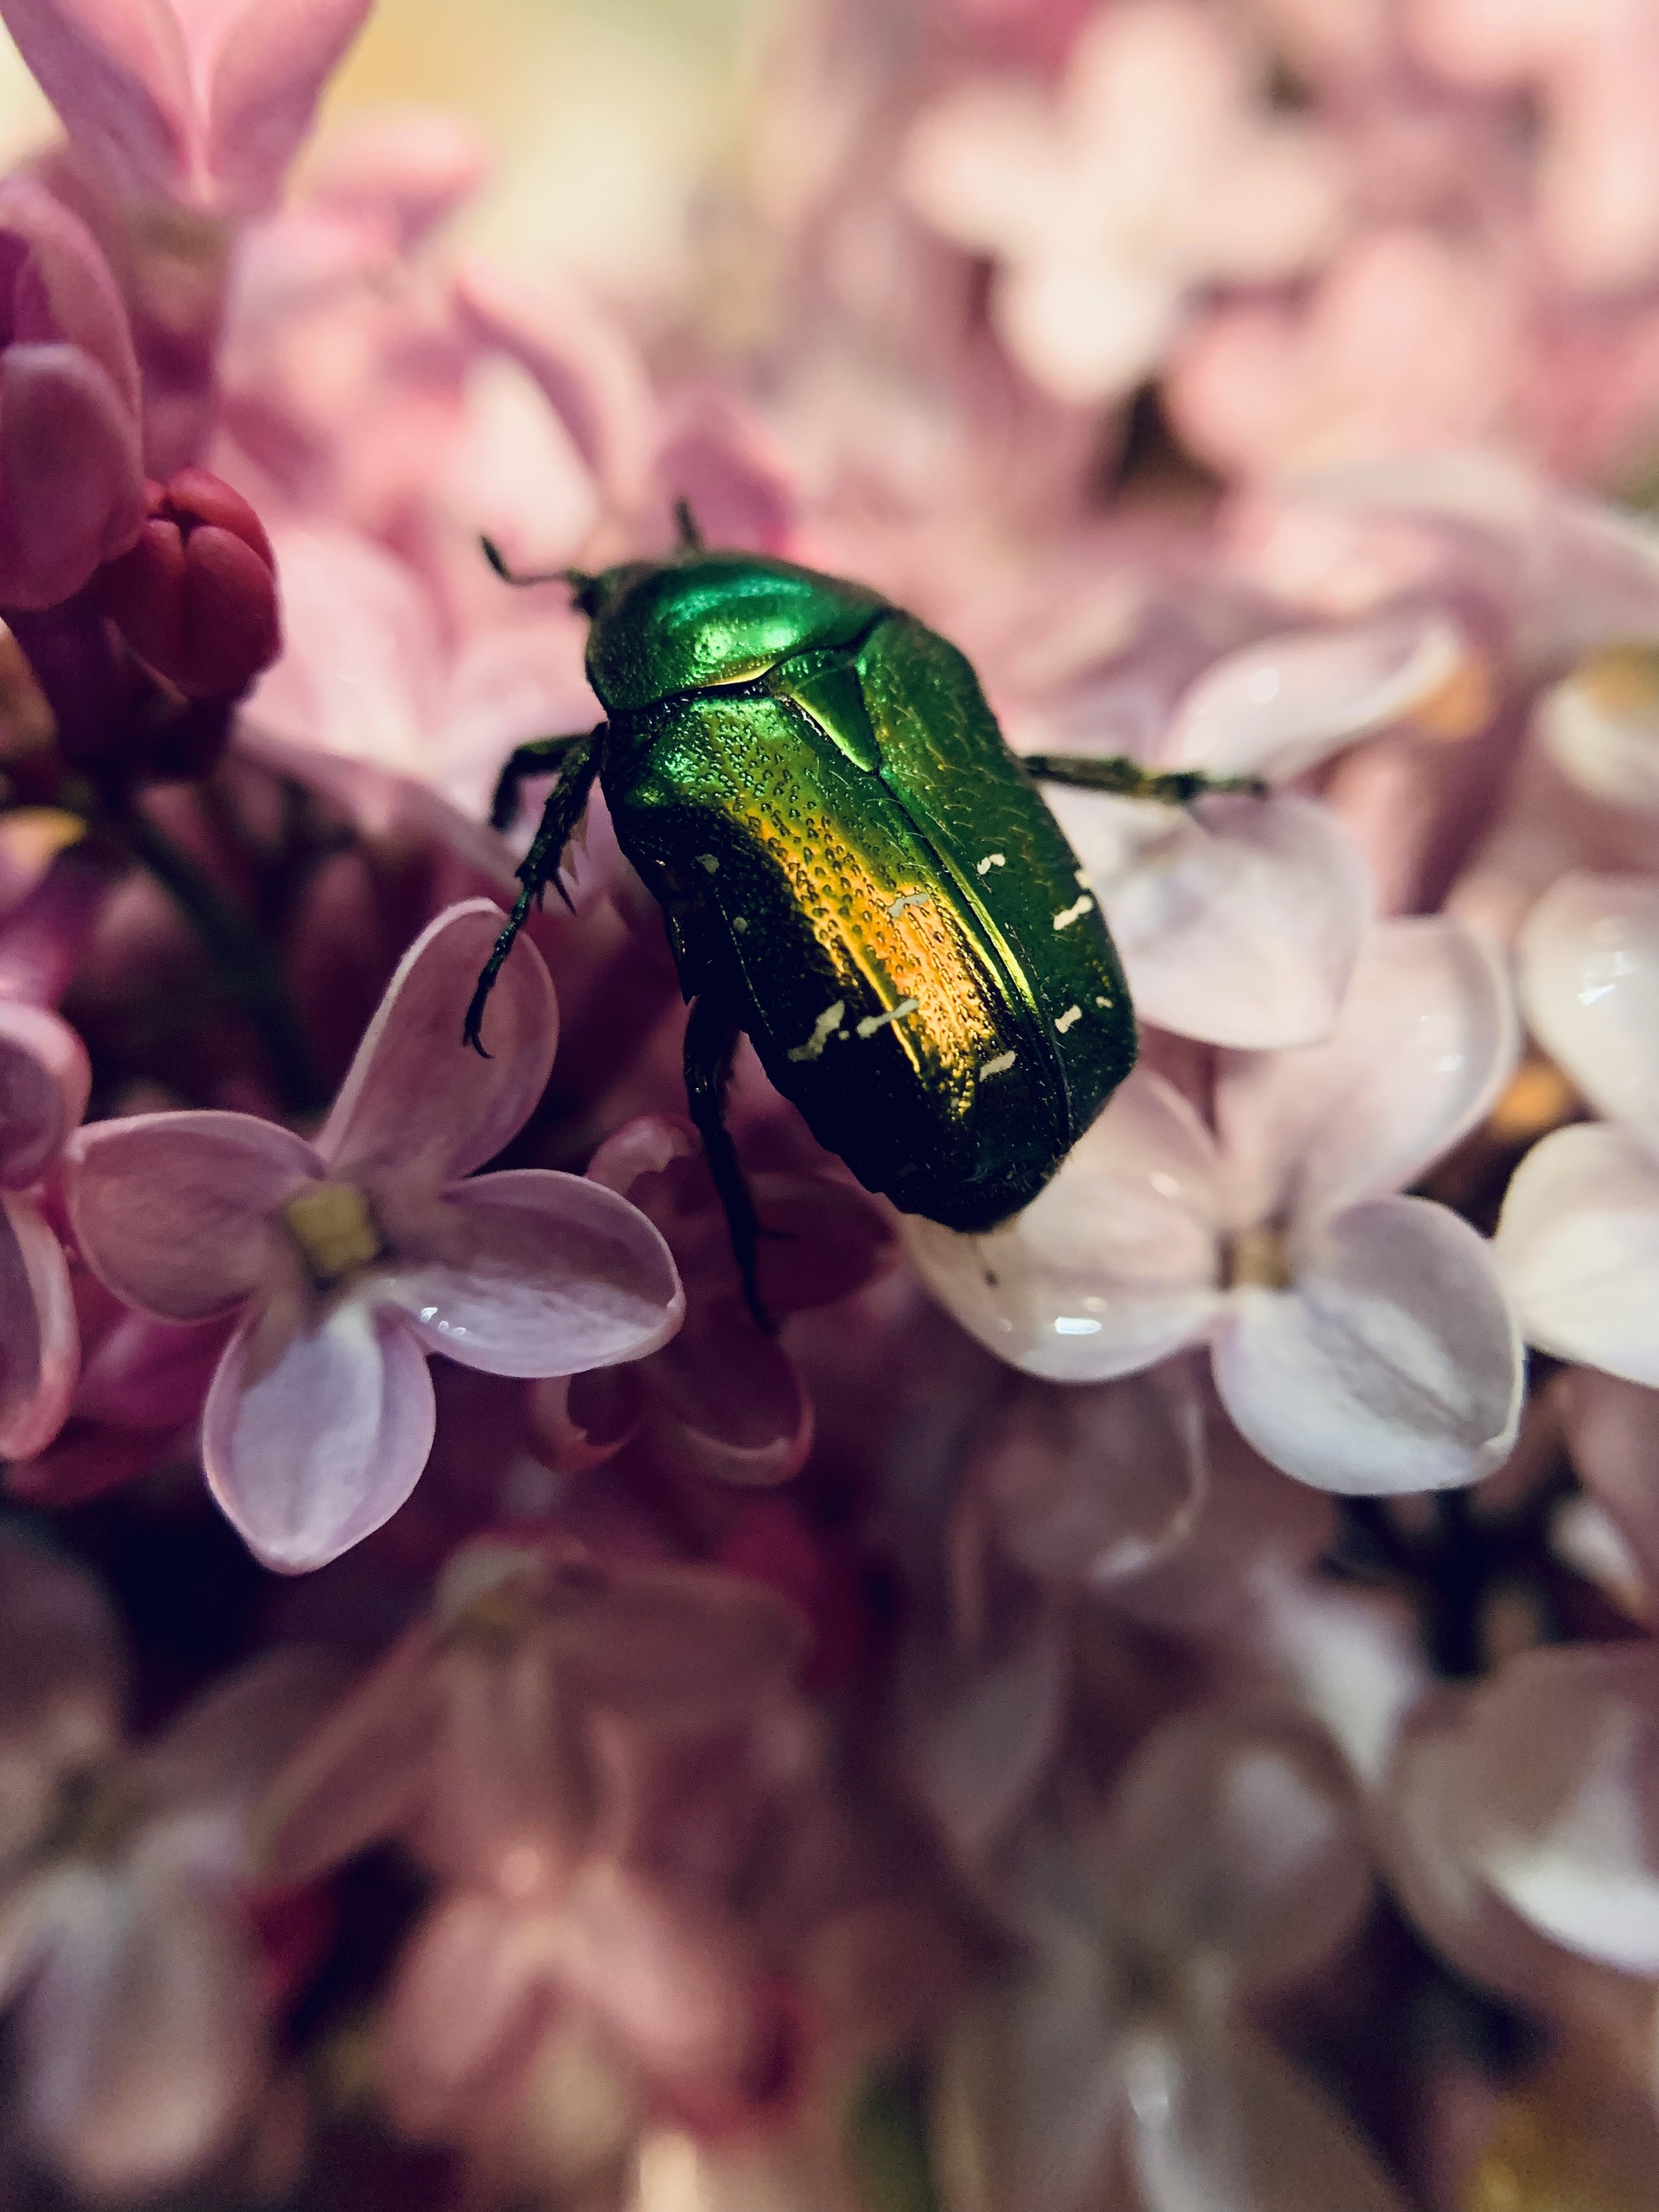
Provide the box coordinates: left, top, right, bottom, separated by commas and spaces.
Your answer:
1445, 1644, 1659, 1975
202, 1298, 437, 1572
377, 1170, 682, 1379
319, 901, 557, 1187
66, 1112, 321, 1321
1161, 612, 1467, 782
1495, 1123, 1659, 1385
1213, 1197, 1522, 1494
1519, 872, 1659, 1146
1216, 916, 1517, 1226
1075, 790, 1371, 1049
906, 1068, 1222, 1382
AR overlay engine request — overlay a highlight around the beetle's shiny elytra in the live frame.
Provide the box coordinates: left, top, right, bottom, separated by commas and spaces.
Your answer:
469, 519, 1253, 1322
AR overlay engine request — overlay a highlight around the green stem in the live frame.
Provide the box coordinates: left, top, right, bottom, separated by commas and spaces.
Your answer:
121, 806, 328, 1118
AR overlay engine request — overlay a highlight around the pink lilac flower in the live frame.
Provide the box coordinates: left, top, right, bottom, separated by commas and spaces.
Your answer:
1016, 598, 1470, 1046
96, 464, 280, 699
62, 899, 684, 1571
258, 1536, 811, 2127
0, 1532, 337, 2198
530, 1111, 894, 1490
911, 917, 1522, 1493
0, 173, 143, 611
1495, 872, 1659, 1383
0, 0, 372, 218
932, 1707, 1400, 2212
902, 0, 1346, 406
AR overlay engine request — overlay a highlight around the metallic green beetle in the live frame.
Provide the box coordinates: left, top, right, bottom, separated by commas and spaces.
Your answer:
467, 511, 1252, 1321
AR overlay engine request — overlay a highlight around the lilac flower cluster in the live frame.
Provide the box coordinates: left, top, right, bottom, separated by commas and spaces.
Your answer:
0, 0, 1658, 2207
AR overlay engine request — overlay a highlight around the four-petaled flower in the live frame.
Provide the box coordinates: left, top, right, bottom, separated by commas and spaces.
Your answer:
63, 900, 684, 1572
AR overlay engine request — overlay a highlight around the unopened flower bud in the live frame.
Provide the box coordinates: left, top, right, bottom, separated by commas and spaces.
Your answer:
98, 467, 281, 699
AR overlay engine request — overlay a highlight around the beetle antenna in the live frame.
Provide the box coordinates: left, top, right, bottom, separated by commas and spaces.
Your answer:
672, 498, 705, 554
480, 535, 595, 596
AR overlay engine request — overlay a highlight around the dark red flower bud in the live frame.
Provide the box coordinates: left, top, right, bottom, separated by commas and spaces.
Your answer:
98, 467, 280, 700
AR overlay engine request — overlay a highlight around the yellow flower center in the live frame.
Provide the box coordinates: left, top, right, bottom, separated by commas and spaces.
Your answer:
1225, 1224, 1291, 1291
1572, 638, 1659, 727
284, 1180, 383, 1285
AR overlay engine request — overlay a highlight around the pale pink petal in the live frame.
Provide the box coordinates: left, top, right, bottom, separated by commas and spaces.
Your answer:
0, 344, 144, 608
0, 0, 370, 215
971, 1366, 1205, 1588
0, 1192, 78, 1460
1162, 614, 1468, 781
0, 1532, 122, 1873
643, 1311, 809, 1486
318, 901, 557, 1186
1555, 1366, 1659, 1610
202, 1298, 437, 1572
379, 1891, 555, 2135
1445, 1643, 1659, 1975
1213, 1197, 1523, 1494
1216, 916, 1517, 1226
255, 1624, 441, 1887
19, 1865, 261, 2199
905, 1068, 1222, 1382
1495, 1123, 1659, 1384
1518, 872, 1659, 1146
0, 1001, 88, 1187
1128, 2024, 1413, 2212
65, 1110, 321, 1321
1046, 787, 1371, 1049
377, 1170, 681, 1379
1103, 1708, 1371, 1993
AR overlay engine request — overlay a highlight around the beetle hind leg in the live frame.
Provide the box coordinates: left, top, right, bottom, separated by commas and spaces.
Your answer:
683, 991, 775, 1334
1024, 755, 1268, 804
490, 731, 593, 832
464, 731, 603, 1053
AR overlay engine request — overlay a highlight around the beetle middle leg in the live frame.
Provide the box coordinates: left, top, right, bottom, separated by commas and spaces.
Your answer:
683, 989, 774, 1335
465, 730, 603, 1052
1024, 756, 1268, 804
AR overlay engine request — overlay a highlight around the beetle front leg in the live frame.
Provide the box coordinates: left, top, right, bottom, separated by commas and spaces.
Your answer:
683, 990, 774, 1335
1024, 755, 1268, 805
489, 731, 594, 833
464, 731, 603, 1052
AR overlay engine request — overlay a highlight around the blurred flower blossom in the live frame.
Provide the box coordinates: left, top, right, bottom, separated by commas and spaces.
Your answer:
259, 1535, 810, 2125
0, 173, 143, 611
63, 900, 684, 1570
1496, 871, 1659, 1383
902, 0, 1345, 405
0, 0, 372, 217
912, 918, 1523, 1493
932, 1707, 1397, 2212
0, 1532, 335, 2198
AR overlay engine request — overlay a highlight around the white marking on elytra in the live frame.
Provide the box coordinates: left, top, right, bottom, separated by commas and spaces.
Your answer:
885, 889, 931, 920
1075, 867, 1090, 887
696, 853, 719, 874
1094, 995, 1111, 1008
1055, 1004, 1083, 1034
979, 1051, 1017, 1078
856, 997, 919, 1039
976, 852, 1006, 875
732, 916, 748, 932
1051, 894, 1094, 931
787, 1001, 846, 1062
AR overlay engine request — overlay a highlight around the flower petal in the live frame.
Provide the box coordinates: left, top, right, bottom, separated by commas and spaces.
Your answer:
643, 1309, 811, 1486
378, 1891, 555, 2136
19, 1864, 261, 2200
1445, 1644, 1659, 1976
377, 1170, 682, 1379
1048, 787, 1371, 1049
0, 1191, 78, 1460
1213, 1197, 1523, 1494
1495, 1123, 1659, 1384
0, 343, 145, 608
0, 1000, 89, 1188
1216, 915, 1517, 1225
1555, 1367, 1659, 1614
202, 1298, 436, 1572
65, 1111, 321, 1321
318, 901, 558, 1186
905, 1068, 1222, 1382
1162, 613, 1468, 782
1518, 872, 1659, 1146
